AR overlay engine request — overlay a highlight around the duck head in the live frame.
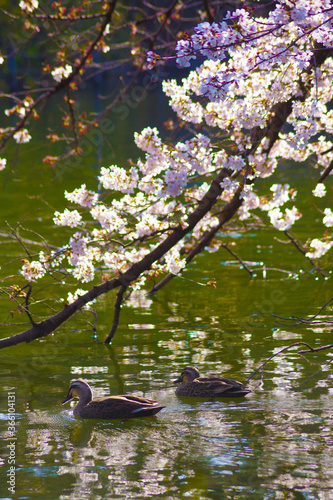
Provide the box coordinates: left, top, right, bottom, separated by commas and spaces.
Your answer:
173, 367, 201, 384
61, 379, 92, 405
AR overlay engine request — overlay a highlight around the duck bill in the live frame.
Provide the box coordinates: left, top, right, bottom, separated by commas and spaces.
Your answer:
61, 394, 73, 405
172, 377, 182, 384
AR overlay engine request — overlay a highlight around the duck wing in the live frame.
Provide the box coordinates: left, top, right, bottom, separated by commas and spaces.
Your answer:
117, 395, 160, 405
79, 395, 165, 419
197, 377, 251, 397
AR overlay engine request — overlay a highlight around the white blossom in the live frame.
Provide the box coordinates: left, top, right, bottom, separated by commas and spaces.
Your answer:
165, 250, 186, 274
134, 127, 162, 154
312, 183, 326, 197
72, 258, 95, 283
53, 209, 83, 228
39, 250, 65, 269
51, 65, 72, 82
13, 129, 31, 144
306, 238, 332, 259
99, 165, 138, 194
136, 215, 168, 237
164, 169, 187, 197
19, 0, 38, 13
261, 184, 292, 211
67, 288, 96, 310
21, 259, 45, 281
268, 206, 302, 231
65, 184, 98, 207
323, 208, 333, 227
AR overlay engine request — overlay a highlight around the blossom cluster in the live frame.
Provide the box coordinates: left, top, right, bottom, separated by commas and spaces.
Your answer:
51, 65, 73, 82
19, 0, 38, 13
19, 0, 333, 294
13, 129, 31, 144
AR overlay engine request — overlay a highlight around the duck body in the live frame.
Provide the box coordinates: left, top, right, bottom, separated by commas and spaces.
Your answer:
61, 379, 165, 419
173, 367, 251, 398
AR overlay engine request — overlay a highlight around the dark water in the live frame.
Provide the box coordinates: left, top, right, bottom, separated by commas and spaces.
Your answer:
1, 89, 333, 499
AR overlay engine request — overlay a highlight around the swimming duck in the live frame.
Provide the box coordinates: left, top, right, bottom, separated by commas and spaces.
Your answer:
173, 367, 251, 398
61, 379, 165, 419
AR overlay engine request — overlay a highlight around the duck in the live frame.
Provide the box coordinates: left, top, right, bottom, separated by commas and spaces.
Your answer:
173, 366, 251, 398
61, 379, 165, 419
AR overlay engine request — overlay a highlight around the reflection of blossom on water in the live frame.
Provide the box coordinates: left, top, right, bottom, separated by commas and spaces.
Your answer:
125, 289, 152, 309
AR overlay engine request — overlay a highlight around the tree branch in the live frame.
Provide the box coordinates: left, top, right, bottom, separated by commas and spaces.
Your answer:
103, 285, 127, 344
202, 0, 214, 23
318, 158, 333, 183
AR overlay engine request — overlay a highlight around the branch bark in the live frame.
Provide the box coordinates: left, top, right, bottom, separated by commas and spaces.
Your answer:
104, 285, 127, 344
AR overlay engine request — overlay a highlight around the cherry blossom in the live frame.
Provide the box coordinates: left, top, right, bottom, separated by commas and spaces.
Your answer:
21, 259, 45, 281
13, 129, 31, 144
312, 183, 327, 197
268, 207, 302, 231
65, 184, 98, 207
67, 289, 96, 311
53, 209, 83, 228
323, 208, 333, 227
51, 65, 73, 82
19, 0, 38, 13
306, 238, 333, 259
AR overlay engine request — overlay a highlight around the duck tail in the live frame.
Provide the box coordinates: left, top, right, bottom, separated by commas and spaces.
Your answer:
131, 405, 165, 417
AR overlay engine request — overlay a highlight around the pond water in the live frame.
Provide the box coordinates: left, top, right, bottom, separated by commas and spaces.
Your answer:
0, 86, 333, 500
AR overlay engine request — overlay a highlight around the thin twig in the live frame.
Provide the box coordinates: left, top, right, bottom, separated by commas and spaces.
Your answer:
25, 282, 37, 327
221, 243, 254, 277
66, 86, 79, 151
5, 222, 32, 259
284, 230, 326, 277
